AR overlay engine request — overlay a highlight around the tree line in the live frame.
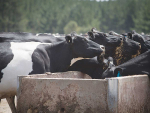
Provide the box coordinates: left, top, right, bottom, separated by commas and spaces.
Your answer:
0, 0, 150, 34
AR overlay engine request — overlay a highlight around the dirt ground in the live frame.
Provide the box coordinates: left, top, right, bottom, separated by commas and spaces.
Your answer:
0, 97, 17, 113
0, 99, 11, 113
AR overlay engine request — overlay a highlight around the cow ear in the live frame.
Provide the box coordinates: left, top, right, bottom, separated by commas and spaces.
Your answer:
88, 32, 95, 39
128, 33, 132, 39
91, 28, 97, 32
114, 68, 123, 77
103, 33, 108, 37
65, 35, 73, 44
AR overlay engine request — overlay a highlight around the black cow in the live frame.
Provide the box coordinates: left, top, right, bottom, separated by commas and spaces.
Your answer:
68, 56, 114, 79
88, 28, 123, 59
102, 50, 150, 79
88, 28, 141, 66
128, 32, 150, 53
0, 32, 65, 43
114, 36, 141, 65
0, 35, 104, 113
109, 31, 123, 37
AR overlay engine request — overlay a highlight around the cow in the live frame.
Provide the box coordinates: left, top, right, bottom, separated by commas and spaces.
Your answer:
114, 36, 141, 65
128, 32, 150, 53
109, 31, 123, 37
88, 28, 123, 60
68, 56, 114, 79
131, 30, 150, 41
0, 34, 105, 113
68, 30, 141, 80
0, 32, 65, 43
88, 28, 141, 66
102, 50, 150, 79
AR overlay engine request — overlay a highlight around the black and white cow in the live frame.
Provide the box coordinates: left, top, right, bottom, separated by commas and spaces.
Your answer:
68, 56, 114, 79
102, 50, 150, 79
0, 35, 104, 113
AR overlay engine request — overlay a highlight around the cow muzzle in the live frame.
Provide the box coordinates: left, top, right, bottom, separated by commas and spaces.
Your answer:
100, 45, 105, 51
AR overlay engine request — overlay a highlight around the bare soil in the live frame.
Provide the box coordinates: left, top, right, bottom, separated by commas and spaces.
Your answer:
0, 99, 11, 113
0, 97, 17, 113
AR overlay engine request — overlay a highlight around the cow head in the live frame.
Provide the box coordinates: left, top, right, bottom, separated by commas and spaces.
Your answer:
89, 28, 123, 45
65, 34, 105, 58
128, 32, 148, 53
102, 65, 124, 79
128, 32, 146, 44
109, 31, 122, 37
88, 28, 109, 45
112, 36, 141, 65
102, 50, 150, 79
88, 28, 123, 58
123, 36, 141, 55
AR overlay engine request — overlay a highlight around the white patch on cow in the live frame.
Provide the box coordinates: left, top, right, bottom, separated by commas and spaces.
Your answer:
100, 45, 105, 52
36, 33, 52, 36
36, 33, 39, 36
103, 59, 107, 64
110, 61, 114, 65
104, 59, 114, 67
70, 57, 90, 66
53, 34, 61, 37
0, 42, 51, 98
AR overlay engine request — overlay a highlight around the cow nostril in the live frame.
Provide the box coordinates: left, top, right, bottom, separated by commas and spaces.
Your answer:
100, 45, 105, 51
60, 108, 65, 113
101, 47, 105, 50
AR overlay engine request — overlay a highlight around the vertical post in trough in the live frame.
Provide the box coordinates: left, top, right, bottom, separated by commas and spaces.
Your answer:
107, 78, 118, 113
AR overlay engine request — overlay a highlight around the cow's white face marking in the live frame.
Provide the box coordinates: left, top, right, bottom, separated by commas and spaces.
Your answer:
0, 42, 51, 98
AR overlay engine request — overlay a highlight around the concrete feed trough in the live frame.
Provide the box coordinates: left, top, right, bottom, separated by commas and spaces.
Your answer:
17, 72, 150, 113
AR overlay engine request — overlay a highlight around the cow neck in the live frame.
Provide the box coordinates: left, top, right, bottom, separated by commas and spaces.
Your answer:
115, 50, 150, 76
46, 41, 74, 72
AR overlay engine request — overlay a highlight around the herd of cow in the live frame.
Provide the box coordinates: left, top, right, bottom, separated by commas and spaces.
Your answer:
0, 28, 150, 113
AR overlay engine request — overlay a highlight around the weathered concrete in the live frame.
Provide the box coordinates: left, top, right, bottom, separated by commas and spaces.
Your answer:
17, 72, 108, 113
106, 75, 150, 113
117, 75, 150, 113
17, 73, 150, 113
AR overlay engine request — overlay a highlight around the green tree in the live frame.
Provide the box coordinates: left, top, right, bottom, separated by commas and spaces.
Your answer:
0, 0, 20, 32
64, 21, 80, 34
133, 0, 150, 33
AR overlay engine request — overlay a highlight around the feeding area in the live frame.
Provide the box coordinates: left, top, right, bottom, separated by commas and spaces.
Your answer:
0, 0, 150, 113
17, 72, 150, 113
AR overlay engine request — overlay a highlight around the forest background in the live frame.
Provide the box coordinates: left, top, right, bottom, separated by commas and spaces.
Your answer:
0, 0, 150, 34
